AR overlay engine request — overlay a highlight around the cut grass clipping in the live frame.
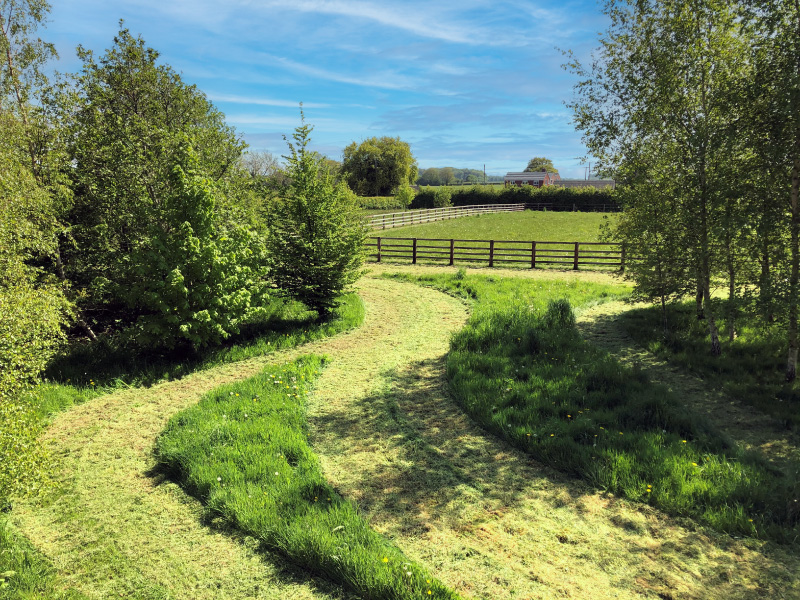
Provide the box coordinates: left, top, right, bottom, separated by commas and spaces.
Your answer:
155, 355, 460, 600
387, 271, 800, 544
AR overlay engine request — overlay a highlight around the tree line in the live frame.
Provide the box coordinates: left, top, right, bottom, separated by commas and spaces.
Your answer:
568, 0, 800, 382
0, 3, 365, 502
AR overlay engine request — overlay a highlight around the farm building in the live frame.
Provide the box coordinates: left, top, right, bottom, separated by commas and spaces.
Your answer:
503, 171, 561, 187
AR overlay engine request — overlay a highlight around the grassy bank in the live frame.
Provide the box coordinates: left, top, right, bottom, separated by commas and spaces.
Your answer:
384, 211, 614, 243
386, 271, 800, 544
619, 300, 800, 429
155, 356, 460, 600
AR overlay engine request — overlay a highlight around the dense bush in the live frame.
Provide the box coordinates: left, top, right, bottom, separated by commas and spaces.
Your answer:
0, 118, 71, 504
124, 138, 270, 349
411, 185, 617, 210
357, 196, 409, 210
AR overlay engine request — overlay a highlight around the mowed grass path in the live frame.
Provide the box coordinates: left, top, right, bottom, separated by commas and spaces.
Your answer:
380, 210, 615, 242
10, 269, 800, 599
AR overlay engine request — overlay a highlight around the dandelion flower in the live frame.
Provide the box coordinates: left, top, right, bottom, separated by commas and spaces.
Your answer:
382, 557, 389, 563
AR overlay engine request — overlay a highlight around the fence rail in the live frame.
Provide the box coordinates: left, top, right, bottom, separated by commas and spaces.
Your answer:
367, 237, 624, 271
366, 204, 525, 230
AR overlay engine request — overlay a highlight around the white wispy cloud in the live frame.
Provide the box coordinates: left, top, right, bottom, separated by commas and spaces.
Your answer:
243, 0, 530, 46
207, 93, 329, 108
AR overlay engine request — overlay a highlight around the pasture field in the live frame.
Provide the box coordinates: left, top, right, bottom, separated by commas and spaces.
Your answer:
383, 210, 616, 242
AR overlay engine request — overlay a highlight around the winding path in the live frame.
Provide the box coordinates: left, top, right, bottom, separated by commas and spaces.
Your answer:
11, 275, 800, 600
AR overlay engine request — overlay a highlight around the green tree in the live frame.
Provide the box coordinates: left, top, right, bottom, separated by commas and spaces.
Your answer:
341, 136, 418, 196
439, 166, 455, 185
267, 116, 366, 317
0, 115, 70, 503
524, 157, 558, 173
125, 137, 270, 349
745, 0, 800, 380
65, 26, 247, 333
417, 167, 441, 186
568, 0, 750, 356
0, 0, 70, 504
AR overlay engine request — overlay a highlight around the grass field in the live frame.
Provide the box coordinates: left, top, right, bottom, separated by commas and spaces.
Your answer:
0, 295, 366, 600
7, 267, 800, 599
381, 211, 615, 242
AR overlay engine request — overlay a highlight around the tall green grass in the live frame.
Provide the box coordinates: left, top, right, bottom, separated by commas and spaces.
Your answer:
0, 518, 89, 599
620, 300, 800, 429
386, 272, 800, 544
155, 356, 460, 600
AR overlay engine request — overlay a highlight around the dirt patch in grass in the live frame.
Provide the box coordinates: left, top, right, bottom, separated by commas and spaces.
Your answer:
576, 301, 800, 469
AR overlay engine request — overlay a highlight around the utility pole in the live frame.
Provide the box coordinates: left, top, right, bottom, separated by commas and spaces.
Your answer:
484, 164, 486, 185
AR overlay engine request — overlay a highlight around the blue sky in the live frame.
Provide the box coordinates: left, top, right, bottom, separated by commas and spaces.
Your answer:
46, 1, 608, 178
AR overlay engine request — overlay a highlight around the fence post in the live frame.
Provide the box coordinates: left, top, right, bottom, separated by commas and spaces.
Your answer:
531, 241, 536, 269
573, 242, 579, 270
449, 239, 455, 266
620, 242, 626, 273
376, 237, 381, 262
412, 238, 417, 264
489, 240, 495, 268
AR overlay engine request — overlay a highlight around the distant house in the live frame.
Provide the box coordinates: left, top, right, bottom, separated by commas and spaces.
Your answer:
503, 171, 561, 187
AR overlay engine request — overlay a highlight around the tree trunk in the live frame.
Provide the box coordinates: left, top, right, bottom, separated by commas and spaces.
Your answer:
787, 155, 799, 382
695, 277, 704, 320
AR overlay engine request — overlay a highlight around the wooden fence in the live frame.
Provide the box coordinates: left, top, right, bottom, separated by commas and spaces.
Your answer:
366, 204, 525, 230
367, 237, 624, 270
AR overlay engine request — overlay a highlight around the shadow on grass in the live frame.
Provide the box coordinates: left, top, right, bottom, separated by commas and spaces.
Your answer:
580, 303, 800, 471
310, 355, 590, 533
618, 301, 800, 430
45, 296, 361, 390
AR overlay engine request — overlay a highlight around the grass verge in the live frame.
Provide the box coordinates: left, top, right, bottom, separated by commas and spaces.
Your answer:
154, 355, 460, 600
385, 271, 800, 544
619, 299, 800, 429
